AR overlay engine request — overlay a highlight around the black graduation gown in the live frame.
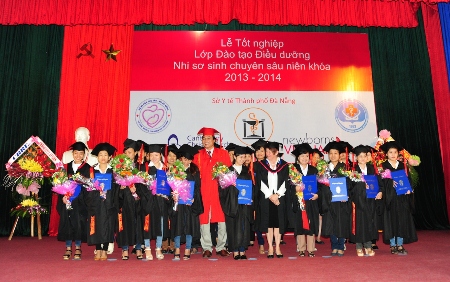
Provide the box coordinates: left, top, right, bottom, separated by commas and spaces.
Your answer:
57, 161, 90, 242
349, 165, 383, 243
381, 161, 417, 244
83, 167, 119, 245
169, 166, 204, 240
148, 166, 170, 239
219, 166, 253, 251
254, 159, 291, 234
320, 162, 351, 238
290, 164, 320, 236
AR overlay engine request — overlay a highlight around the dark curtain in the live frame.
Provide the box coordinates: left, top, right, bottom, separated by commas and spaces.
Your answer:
136, 11, 449, 230
0, 25, 63, 236
439, 3, 450, 89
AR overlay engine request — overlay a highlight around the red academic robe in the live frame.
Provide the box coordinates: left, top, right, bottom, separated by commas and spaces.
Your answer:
193, 147, 232, 225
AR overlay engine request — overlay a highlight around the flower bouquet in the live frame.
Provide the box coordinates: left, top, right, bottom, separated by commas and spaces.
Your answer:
72, 173, 106, 200
338, 167, 365, 182
10, 198, 47, 218
167, 160, 192, 209
212, 162, 237, 189
316, 159, 330, 186
51, 170, 79, 210
288, 164, 306, 210
4, 136, 63, 220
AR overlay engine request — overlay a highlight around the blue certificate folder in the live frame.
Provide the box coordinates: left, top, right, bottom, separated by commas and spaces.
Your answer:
391, 170, 412, 195
302, 175, 318, 200
178, 181, 195, 205
69, 184, 82, 201
364, 175, 380, 199
156, 169, 170, 196
94, 173, 112, 191
330, 177, 348, 202
236, 179, 252, 205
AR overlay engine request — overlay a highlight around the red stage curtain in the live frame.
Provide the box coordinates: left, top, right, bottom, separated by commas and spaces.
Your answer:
48, 25, 133, 236
0, 0, 428, 27
421, 4, 450, 220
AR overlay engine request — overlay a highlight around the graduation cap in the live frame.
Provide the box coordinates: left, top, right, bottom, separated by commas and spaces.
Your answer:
178, 144, 198, 160
69, 142, 88, 152
147, 144, 167, 154
365, 145, 377, 153
197, 127, 220, 136
123, 138, 139, 151
251, 139, 267, 151
225, 143, 237, 152
339, 141, 353, 153
91, 142, 117, 156
167, 144, 179, 154
197, 127, 222, 148
311, 148, 323, 158
352, 145, 371, 156
193, 145, 203, 152
233, 145, 247, 156
323, 141, 345, 154
380, 141, 404, 153
245, 147, 254, 155
291, 143, 313, 158
265, 141, 283, 157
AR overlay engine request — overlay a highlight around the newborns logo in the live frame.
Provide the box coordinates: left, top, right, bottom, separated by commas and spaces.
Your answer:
135, 98, 172, 134
335, 99, 368, 133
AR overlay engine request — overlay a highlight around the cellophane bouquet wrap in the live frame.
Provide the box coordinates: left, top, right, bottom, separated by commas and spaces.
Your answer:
316, 159, 330, 186
338, 167, 365, 182
167, 160, 191, 209
212, 162, 237, 189
288, 164, 306, 210
51, 169, 78, 209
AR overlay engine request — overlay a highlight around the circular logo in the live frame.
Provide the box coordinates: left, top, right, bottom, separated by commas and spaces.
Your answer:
335, 99, 368, 133
241, 189, 246, 197
234, 107, 274, 146
336, 186, 341, 194
308, 185, 312, 192
135, 98, 172, 134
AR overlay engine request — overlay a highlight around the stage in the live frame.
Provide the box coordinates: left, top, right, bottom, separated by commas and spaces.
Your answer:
1, 230, 449, 281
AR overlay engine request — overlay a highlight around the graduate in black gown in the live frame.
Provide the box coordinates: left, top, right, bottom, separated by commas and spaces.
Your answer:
349, 145, 384, 257
170, 144, 204, 260
250, 139, 267, 254
58, 142, 90, 260
146, 144, 171, 260
116, 139, 144, 260
290, 143, 320, 257
380, 141, 417, 255
254, 142, 292, 258
320, 141, 351, 256
219, 145, 254, 260
132, 141, 156, 260
311, 148, 325, 245
84, 143, 118, 261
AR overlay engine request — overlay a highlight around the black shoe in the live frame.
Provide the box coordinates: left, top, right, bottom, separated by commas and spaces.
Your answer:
280, 241, 286, 245
267, 254, 274, 259
276, 253, 283, 258
234, 255, 240, 260
372, 244, 379, 250
240, 255, 247, 260
315, 240, 325, 245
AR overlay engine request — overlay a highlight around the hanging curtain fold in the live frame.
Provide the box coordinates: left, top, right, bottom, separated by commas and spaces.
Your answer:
0, 0, 427, 27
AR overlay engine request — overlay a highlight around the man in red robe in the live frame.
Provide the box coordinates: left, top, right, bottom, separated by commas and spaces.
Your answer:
193, 127, 232, 258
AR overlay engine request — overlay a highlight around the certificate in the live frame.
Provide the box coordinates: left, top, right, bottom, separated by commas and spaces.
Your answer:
156, 169, 170, 196
302, 175, 318, 200
391, 170, 412, 195
329, 177, 348, 202
178, 181, 194, 205
236, 179, 252, 205
94, 173, 112, 191
364, 175, 380, 199
69, 184, 82, 201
